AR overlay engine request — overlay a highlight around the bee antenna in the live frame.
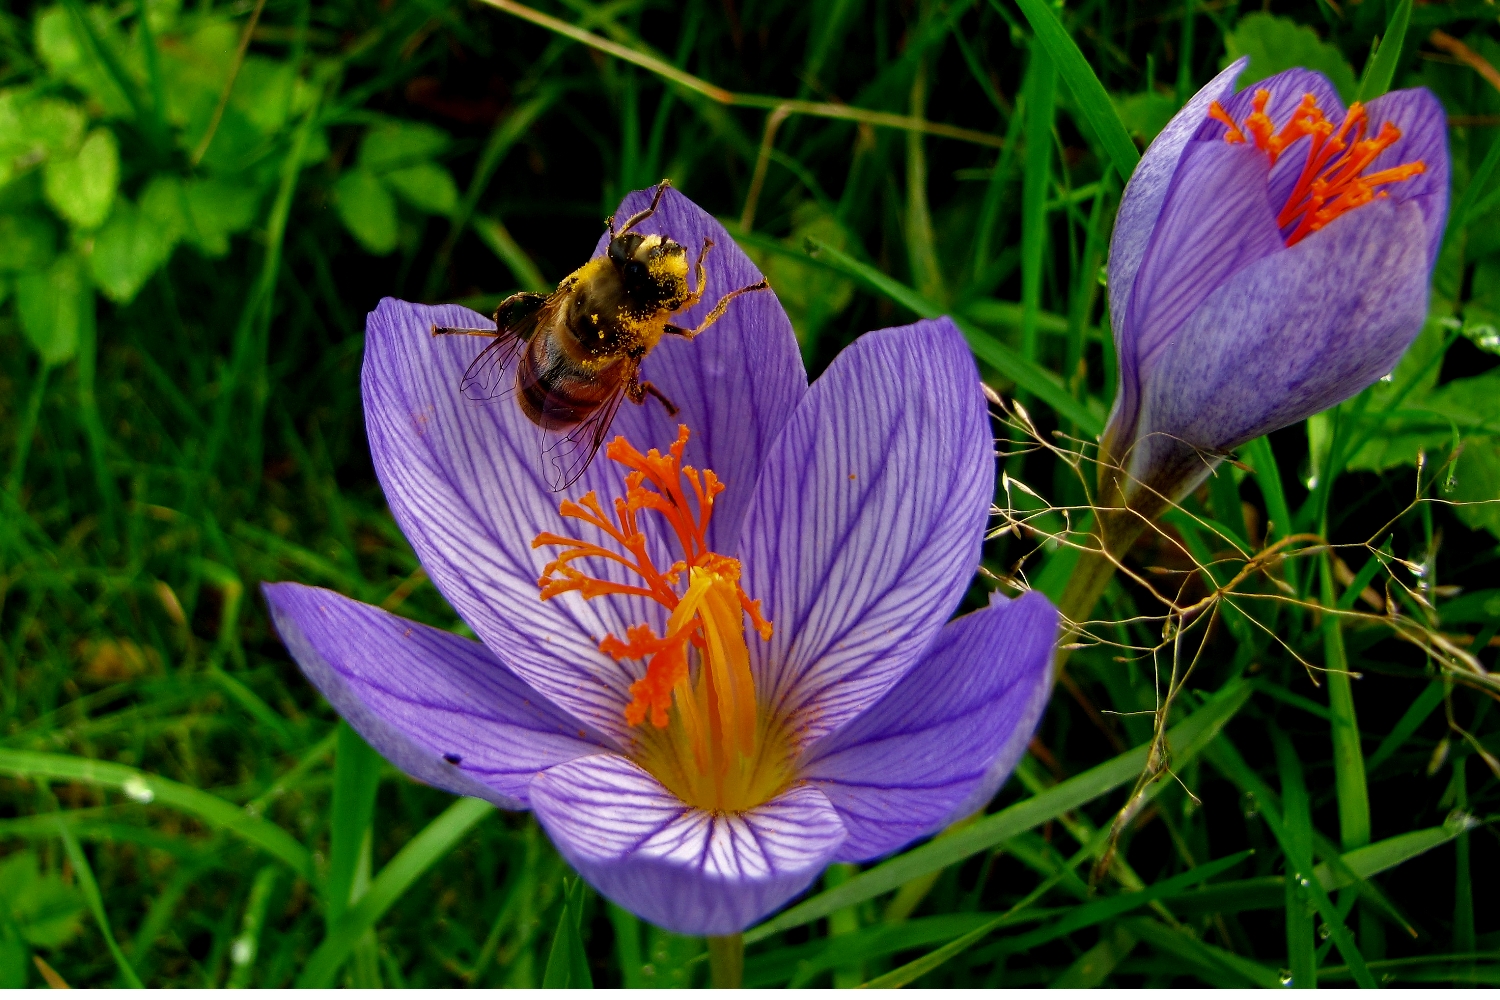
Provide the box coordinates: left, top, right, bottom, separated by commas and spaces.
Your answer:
606, 215, 617, 239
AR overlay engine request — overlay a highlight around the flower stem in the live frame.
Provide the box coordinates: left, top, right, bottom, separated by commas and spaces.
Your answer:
1053, 511, 1145, 671
707, 933, 744, 988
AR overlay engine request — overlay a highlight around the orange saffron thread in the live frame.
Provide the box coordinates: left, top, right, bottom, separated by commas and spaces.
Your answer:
531, 425, 773, 734
1206, 89, 1425, 245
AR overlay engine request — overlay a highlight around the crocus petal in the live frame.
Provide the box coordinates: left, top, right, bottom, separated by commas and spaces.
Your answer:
1137, 196, 1430, 474
1127, 140, 1285, 381
263, 582, 605, 808
1205, 68, 1346, 217
529, 753, 846, 935
1109, 58, 1247, 339
591, 186, 807, 552
363, 298, 651, 745
737, 318, 992, 746
800, 590, 1058, 862
1364, 88, 1450, 268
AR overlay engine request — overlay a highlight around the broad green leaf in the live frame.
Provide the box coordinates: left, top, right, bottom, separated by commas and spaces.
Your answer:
359, 121, 451, 173
383, 162, 460, 216
1224, 13, 1357, 103
0, 851, 85, 948
0, 749, 315, 879
334, 168, 398, 255
15, 252, 88, 365
143, 0, 179, 32
33, 6, 136, 118
181, 177, 260, 257
0, 92, 86, 185
157, 18, 237, 129
0, 213, 58, 272
42, 127, 118, 229
229, 57, 298, 137
1111, 91, 1179, 146
89, 177, 185, 302
1011, 0, 1140, 182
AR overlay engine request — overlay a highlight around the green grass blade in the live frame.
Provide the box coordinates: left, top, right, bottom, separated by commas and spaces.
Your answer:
1321, 557, 1371, 852
1354, 0, 1413, 102
1323, 817, 1478, 891
226, 866, 280, 989
1271, 726, 1376, 988
297, 797, 494, 988
1242, 436, 1291, 542
1273, 725, 1319, 989
1123, 916, 1285, 988
327, 722, 383, 923
863, 852, 1248, 988
1448, 131, 1500, 243
1366, 679, 1443, 772
802, 237, 1102, 433
542, 878, 594, 988
1010, 0, 1140, 182
55, 817, 144, 988
0, 750, 314, 880
1051, 924, 1137, 988
1019, 46, 1055, 370
747, 678, 1252, 942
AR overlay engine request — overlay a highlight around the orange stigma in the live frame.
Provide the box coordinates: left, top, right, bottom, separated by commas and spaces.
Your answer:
532, 425, 789, 812
1208, 89, 1425, 246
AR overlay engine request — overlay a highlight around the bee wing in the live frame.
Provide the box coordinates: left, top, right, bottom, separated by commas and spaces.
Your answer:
458, 292, 554, 402
537, 384, 629, 492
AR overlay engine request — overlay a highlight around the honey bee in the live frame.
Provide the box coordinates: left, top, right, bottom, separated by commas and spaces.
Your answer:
432, 180, 770, 490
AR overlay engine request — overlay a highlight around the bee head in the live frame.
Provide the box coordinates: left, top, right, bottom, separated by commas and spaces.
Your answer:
608, 232, 689, 308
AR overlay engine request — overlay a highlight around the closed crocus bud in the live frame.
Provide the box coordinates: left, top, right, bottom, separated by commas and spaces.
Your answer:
1100, 58, 1448, 526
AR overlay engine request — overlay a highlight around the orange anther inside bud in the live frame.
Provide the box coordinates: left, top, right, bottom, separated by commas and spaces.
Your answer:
1207, 90, 1425, 246
532, 425, 788, 812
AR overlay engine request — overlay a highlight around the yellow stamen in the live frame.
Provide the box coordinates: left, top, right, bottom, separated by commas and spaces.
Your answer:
532, 425, 790, 812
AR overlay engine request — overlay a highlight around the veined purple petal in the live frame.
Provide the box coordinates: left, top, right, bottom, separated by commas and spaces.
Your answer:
363, 298, 657, 746
1205, 68, 1346, 218
1135, 196, 1430, 471
592, 185, 807, 554
529, 753, 846, 935
1127, 140, 1285, 382
263, 582, 604, 808
1109, 58, 1247, 344
800, 590, 1057, 862
1364, 88, 1450, 268
737, 318, 992, 748
1106, 58, 1246, 442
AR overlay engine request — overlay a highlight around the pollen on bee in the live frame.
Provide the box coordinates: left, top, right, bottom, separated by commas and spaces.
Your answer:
1207, 89, 1425, 245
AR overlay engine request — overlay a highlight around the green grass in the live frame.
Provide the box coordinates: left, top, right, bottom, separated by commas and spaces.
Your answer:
1, 0, 1498, 987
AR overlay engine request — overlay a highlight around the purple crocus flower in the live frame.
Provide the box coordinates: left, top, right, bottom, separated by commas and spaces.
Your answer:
263, 188, 1057, 935
1102, 58, 1448, 518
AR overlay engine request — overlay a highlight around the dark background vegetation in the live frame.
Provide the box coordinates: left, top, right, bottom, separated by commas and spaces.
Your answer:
0, 0, 1496, 986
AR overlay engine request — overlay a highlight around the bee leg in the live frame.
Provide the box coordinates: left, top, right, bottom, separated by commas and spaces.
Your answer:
669, 278, 771, 339
431, 325, 497, 337
616, 179, 673, 236
628, 374, 680, 416
684, 238, 715, 307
